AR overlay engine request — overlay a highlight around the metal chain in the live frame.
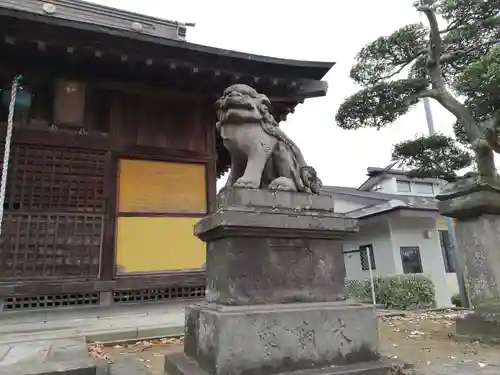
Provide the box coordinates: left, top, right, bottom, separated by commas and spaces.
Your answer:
0, 75, 23, 236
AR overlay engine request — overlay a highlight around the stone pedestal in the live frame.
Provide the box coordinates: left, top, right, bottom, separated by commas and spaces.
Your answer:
165, 189, 405, 375
437, 177, 500, 338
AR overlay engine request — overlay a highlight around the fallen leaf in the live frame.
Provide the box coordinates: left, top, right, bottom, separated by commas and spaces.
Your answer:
478, 362, 487, 368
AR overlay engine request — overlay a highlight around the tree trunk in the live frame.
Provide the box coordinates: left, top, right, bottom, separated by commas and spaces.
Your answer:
474, 139, 497, 179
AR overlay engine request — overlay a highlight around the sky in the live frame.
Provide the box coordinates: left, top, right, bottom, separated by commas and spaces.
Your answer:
91, 0, 464, 189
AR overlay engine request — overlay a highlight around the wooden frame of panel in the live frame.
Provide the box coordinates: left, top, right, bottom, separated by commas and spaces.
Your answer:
110, 152, 214, 285
114, 157, 208, 275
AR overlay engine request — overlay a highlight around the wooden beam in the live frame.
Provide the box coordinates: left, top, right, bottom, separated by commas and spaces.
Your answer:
0, 19, 310, 91
0, 124, 110, 150
0, 271, 207, 298
294, 80, 329, 98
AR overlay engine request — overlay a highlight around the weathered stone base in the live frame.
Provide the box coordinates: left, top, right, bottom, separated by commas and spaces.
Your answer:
456, 312, 500, 334
196, 188, 358, 306
176, 301, 381, 375
455, 311, 500, 344
165, 352, 406, 375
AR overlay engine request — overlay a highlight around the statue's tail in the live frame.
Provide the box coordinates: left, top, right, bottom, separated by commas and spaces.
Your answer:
271, 127, 308, 167
290, 153, 307, 193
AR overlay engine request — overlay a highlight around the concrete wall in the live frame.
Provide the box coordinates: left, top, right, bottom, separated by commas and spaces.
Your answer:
436, 217, 460, 298
343, 220, 397, 280
446, 274, 459, 296
343, 215, 452, 308
376, 177, 397, 193
388, 216, 451, 307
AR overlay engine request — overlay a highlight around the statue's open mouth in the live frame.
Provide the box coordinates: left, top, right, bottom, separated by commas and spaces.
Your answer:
220, 107, 261, 124
221, 96, 254, 111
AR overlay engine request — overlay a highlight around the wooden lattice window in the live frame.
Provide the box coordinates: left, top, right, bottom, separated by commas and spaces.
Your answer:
0, 144, 106, 279
2, 145, 106, 212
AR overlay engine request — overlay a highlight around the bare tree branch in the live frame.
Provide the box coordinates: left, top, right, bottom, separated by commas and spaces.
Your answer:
481, 112, 500, 153
404, 89, 439, 106
439, 22, 460, 34
418, 4, 480, 142
440, 39, 500, 64
377, 58, 423, 81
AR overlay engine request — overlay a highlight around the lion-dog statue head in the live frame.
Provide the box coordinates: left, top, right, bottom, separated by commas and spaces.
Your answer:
215, 84, 322, 194
215, 84, 275, 130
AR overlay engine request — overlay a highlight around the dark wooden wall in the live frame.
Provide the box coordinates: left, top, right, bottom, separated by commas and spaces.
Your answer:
110, 93, 207, 154
0, 67, 214, 294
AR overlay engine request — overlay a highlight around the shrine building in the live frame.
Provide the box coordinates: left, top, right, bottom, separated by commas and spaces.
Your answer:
0, 0, 333, 312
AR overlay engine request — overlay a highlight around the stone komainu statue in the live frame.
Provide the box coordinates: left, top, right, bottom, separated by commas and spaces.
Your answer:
215, 84, 322, 194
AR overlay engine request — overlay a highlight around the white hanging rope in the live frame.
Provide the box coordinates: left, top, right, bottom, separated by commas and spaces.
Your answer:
0, 75, 23, 236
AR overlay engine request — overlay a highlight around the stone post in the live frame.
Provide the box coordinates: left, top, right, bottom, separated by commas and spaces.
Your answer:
165, 188, 403, 375
437, 177, 500, 337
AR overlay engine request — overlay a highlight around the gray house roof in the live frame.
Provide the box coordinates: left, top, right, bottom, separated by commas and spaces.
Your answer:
366, 167, 409, 177
358, 166, 441, 191
322, 185, 438, 219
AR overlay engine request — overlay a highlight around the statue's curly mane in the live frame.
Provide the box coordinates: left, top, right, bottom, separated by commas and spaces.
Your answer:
255, 100, 278, 127
216, 84, 322, 194
254, 97, 307, 168
254, 94, 322, 194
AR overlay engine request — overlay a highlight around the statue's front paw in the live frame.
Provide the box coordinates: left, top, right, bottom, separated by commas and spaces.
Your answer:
233, 178, 259, 189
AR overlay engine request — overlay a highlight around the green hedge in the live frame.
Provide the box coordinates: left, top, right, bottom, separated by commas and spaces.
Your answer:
345, 275, 436, 310
451, 293, 462, 307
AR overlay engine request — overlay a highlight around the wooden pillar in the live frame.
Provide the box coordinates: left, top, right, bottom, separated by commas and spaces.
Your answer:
100, 151, 118, 281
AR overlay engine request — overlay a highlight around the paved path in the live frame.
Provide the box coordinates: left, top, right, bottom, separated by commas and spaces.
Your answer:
0, 302, 189, 374
0, 301, 187, 345
426, 357, 500, 374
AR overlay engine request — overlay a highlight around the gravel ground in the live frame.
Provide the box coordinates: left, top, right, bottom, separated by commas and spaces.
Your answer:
88, 310, 500, 375
379, 310, 500, 372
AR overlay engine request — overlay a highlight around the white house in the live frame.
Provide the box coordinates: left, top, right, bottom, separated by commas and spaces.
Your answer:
323, 166, 460, 308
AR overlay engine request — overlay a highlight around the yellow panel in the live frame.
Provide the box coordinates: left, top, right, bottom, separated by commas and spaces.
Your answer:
118, 159, 206, 214
116, 217, 205, 273
436, 217, 448, 231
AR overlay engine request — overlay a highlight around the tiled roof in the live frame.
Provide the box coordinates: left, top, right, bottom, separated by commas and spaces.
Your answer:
322, 185, 438, 219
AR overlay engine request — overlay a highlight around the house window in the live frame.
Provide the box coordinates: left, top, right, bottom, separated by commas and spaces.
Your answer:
414, 182, 434, 195
439, 230, 456, 273
360, 244, 376, 271
400, 246, 423, 274
396, 180, 411, 193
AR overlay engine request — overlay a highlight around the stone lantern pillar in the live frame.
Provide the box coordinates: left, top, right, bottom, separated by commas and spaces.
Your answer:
438, 177, 500, 338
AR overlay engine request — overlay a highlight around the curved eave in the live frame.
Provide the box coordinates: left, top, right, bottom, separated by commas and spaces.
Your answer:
0, 4, 335, 80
